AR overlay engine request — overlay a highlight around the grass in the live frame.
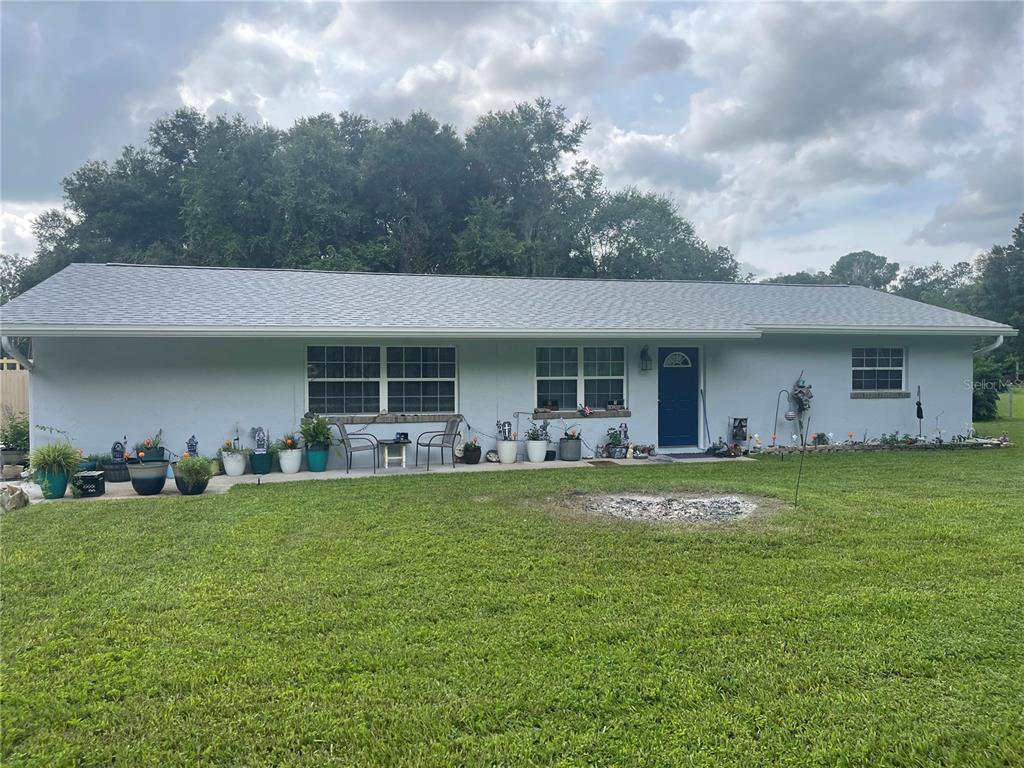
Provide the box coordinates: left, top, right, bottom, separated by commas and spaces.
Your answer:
2, 401, 1022, 766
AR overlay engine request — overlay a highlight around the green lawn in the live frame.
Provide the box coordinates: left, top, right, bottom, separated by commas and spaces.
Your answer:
3, 404, 1022, 767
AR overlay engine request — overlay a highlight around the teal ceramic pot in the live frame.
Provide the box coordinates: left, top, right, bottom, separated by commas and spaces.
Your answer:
249, 452, 273, 475
37, 470, 69, 499
306, 446, 329, 472
138, 447, 166, 462
127, 459, 169, 495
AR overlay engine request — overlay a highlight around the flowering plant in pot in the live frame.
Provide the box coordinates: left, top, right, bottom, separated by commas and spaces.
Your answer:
1, 408, 29, 466
133, 430, 165, 462
524, 423, 548, 463
29, 441, 81, 499
173, 453, 213, 495
275, 433, 303, 474
559, 427, 583, 461
461, 436, 482, 465
300, 414, 333, 472
218, 440, 250, 477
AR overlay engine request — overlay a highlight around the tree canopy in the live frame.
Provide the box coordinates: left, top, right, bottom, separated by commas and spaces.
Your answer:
6, 99, 742, 298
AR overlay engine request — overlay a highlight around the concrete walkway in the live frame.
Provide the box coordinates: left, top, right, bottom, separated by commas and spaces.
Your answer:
15, 452, 747, 503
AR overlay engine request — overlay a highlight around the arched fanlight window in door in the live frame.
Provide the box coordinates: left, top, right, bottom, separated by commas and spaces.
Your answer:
663, 352, 692, 368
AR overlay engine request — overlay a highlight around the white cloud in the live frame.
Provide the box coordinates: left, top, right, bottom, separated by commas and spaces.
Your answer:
0, 200, 54, 257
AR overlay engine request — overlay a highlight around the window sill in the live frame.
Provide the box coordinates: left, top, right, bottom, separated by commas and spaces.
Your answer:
850, 391, 911, 400
327, 413, 456, 425
532, 408, 632, 419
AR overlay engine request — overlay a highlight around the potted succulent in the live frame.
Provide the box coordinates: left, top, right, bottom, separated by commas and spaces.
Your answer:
0, 409, 30, 467
173, 453, 213, 495
29, 441, 81, 499
524, 424, 548, 463
461, 436, 482, 465
276, 433, 303, 474
301, 414, 333, 472
133, 431, 165, 462
218, 440, 249, 477
559, 427, 583, 461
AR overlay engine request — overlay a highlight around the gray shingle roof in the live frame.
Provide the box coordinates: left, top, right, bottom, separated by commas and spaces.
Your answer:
0, 263, 1016, 337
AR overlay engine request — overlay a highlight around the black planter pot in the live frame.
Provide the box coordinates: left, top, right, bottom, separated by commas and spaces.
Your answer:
463, 446, 482, 465
174, 475, 209, 496
127, 459, 168, 496
100, 461, 130, 482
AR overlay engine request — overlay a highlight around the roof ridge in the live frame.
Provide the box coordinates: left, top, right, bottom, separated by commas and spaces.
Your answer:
93, 262, 853, 289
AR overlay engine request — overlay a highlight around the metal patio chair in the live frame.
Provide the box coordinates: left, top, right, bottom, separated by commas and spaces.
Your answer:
328, 421, 378, 474
415, 415, 463, 470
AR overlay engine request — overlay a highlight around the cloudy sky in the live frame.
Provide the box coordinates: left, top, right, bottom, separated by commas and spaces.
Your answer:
2, 1, 1022, 277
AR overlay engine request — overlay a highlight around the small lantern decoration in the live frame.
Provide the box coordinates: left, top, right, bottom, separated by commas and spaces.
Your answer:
110, 438, 126, 464
639, 345, 652, 373
185, 435, 199, 456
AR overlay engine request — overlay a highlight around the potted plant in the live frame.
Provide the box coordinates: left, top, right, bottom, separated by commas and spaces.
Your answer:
496, 431, 518, 464
79, 453, 103, 472
29, 441, 81, 499
173, 453, 213, 495
0, 409, 30, 467
604, 426, 623, 458
218, 440, 249, 477
275, 433, 302, 474
249, 443, 276, 475
300, 414, 333, 472
524, 424, 548, 463
559, 427, 583, 461
126, 443, 170, 495
133, 431, 165, 462
461, 436, 482, 465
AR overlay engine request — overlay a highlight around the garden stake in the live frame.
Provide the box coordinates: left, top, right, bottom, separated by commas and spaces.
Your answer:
794, 414, 812, 507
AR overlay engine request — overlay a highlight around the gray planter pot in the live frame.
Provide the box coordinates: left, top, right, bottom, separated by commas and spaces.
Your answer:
559, 438, 582, 461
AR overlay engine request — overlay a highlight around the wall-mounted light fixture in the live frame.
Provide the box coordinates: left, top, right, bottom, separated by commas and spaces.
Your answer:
640, 345, 652, 373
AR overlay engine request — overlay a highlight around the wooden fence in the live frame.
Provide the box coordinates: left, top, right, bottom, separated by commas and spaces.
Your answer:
1, 358, 29, 421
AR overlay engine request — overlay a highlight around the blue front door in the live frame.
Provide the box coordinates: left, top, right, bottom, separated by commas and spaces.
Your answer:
658, 347, 699, 447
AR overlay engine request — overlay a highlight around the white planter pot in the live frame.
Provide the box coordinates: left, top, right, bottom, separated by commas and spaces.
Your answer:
279, 448, 303, 474
496, 440, 518, 464
221, 452, 247, 477
525, 440, 548, 463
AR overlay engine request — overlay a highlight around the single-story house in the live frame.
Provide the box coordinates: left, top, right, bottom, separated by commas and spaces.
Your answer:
0, 263, 1016, 467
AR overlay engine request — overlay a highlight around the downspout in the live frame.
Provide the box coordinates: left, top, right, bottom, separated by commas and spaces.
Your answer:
973, 335, 1004, 356
0, 336, 33, 371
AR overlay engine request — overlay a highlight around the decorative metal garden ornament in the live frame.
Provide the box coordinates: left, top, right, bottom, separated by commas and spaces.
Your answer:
251, 426, 268, 455
110, 438, 126, 464
186, 435, 198, 456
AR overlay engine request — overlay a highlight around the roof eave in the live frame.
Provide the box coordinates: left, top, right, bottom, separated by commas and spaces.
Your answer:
0, 324, 764, 340
757, 325, 1018, 337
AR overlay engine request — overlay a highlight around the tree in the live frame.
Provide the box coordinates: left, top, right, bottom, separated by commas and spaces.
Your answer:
467, 98, 589, 275
0, 253, 30, 304
763, 270, 835, 285
891, 261, 975, 311
973, 213, 1024, 358
828, 251, 899, 289
17, 98, 741, 289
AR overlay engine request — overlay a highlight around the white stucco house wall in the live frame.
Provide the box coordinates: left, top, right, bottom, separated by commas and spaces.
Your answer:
0, 263, 1016, 468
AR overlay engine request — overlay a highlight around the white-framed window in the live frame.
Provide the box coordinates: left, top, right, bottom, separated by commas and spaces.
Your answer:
386, 346, 457, 413
306, 345, 457, 416
535, 346, 626, 410
852, 347, 905, 391
307, 346, 381, 415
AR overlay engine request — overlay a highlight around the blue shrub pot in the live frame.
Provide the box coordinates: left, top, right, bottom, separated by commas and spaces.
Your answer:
306, 447, 329, 472
37, 470, 69, 499
249, 452, 273, 475
127, 459, 169, 496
